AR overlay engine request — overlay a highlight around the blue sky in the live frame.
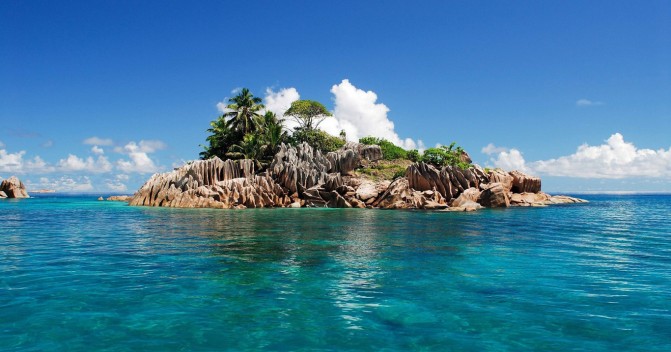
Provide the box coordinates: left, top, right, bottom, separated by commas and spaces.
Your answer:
1, 0, 670, 193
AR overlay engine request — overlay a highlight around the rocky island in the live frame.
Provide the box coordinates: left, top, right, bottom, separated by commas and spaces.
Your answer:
129, 141, 585, 211
0, 176, 30, 199
124, 88, 585, 211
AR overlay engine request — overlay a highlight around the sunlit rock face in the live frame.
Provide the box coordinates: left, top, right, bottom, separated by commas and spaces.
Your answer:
128, 144, 584, 210
0, 176, 29, 198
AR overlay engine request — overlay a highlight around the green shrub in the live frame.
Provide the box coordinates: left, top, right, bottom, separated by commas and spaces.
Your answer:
407, 149, 420, 162
290, 128, 345, 153
359, 136, 408, 160
420, 143, 472, 169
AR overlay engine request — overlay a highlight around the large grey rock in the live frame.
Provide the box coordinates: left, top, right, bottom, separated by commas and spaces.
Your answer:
451, 187, 481, 207
487, 169, 514, 192
405, 162, 481, 201
477, 183, 510, 207
342, 142, 383, 162
270, 143, 342, 195
0, 176, 29, 198
355, 181, 379, 202
509, 170, 541, 193
372, 178, 447, 210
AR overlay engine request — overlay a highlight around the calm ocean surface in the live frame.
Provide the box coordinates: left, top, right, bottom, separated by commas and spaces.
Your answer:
1, 194, 670, 351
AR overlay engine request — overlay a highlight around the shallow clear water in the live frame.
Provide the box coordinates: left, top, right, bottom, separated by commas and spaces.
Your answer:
1, 194, 670, 351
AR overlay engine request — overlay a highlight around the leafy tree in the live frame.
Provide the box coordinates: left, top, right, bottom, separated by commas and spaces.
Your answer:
223, 88, 264, 135
407, 149, 420, 162
284, 100, 332, 131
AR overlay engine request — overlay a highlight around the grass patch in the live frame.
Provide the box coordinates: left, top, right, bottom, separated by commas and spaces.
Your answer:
356, 159, 412, 181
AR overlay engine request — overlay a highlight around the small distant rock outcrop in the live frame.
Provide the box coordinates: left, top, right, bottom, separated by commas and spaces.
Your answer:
106, 195, 132, 202
128, 142, 586, 211
0, 176, 29, 198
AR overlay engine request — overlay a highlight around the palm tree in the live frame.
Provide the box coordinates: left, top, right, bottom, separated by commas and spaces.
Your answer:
226, 133, 267, 169
224, 88, 264, 135
258, 111, 288, 158
200, 116, 238, 159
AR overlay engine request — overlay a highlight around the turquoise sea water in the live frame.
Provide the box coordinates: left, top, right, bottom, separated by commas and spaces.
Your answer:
1, 195, 670, 351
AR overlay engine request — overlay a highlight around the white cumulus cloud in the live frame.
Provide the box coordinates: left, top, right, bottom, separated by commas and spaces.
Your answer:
57, 154, 113, 173
321, 79, 423, 150
0, 149, 26, 173
91, 145, 104, 155
31, 176, 94, 192
264, 87, 301, 130
482, 133, 671, 179
83, 136, 114, 146
26, 156, 55, 173
0, 148, 54, 173
116, 140, 166, 174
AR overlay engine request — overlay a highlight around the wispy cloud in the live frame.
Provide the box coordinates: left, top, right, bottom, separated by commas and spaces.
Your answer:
105, 174, 129, 192
576, 98, 604, 107
83, 136, 114, 146
481, 143, 509, 155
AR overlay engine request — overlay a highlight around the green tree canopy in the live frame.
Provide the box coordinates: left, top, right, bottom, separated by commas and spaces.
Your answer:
284, 100, 332, 131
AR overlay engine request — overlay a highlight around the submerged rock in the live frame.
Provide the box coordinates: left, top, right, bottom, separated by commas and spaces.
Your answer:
0, 176, 29, 198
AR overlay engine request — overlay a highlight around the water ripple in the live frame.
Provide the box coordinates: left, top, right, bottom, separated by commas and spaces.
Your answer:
0, 195, 670, 351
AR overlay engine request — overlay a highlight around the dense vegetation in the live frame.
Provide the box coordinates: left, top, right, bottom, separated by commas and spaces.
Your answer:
359, 137, 471, 169
200, 89, 342, 168
200, 87, 471, 172
359, 137, 408, 160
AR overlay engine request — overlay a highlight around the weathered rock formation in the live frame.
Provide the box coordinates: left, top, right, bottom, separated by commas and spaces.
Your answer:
128, 143, 586, 211
129, 158, 290, 208
405, 163, 485, 200
0, 176, 29, 198
478, 183, 510, 208
372, 178, 447, 210
129, 142, 387, 209
510, 170, 541, 193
